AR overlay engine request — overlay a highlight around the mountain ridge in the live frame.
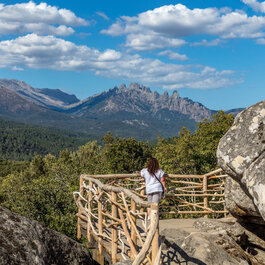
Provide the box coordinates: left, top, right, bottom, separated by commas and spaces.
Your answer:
65, 83, 214, 123
0, 78, 243, 140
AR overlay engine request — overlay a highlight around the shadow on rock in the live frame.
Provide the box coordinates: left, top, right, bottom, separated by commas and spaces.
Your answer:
162, 238, 207, 265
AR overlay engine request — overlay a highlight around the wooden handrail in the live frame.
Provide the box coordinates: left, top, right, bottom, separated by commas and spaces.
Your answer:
74, 176, 160, 264
74, 168, 227, 264
81, 176, 151, 207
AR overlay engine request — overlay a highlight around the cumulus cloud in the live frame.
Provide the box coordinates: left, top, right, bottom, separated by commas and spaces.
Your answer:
242, 0, 265, 13
157, 50, 188, 61
137, 4, 265, 38
102, 3, 265, 50
98, 49, 121, 61
0, 1, 88, 36
125, 33, 186, 51
0, 33, 241, 90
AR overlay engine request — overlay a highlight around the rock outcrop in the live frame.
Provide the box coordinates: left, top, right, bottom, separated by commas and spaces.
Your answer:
0, 206, 94, 265
114, 217, 265, 265
160, 218, 250, 265
192, 218, 265, 265
217, 100, 265, 224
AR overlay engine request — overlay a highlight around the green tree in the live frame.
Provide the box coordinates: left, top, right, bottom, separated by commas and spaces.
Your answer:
155, 128, 198, 174
193, 111, 234, 173
103, 135, 152, 173
154, 111, 234, 174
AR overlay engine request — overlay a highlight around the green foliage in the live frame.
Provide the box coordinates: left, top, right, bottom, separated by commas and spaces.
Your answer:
193, 111, 234, 173
155, 111, 234, 174
0, 159, 29, 178
0, 136, 152, 238
72, 141, 107, 174
103, 134, 152, 173
0, 111, 234, 240
0, 118, 94, 160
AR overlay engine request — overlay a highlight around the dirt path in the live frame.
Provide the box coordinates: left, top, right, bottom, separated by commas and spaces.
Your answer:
159, 218, 199, 233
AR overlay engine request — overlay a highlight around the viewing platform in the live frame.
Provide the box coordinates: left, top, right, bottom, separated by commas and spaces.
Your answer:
73, 168, 227, 264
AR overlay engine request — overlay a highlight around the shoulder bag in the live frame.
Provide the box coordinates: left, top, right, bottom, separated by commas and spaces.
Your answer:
154, 173, 165, 198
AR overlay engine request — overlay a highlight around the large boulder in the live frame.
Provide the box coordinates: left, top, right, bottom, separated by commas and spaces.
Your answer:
0, 206, 94, 265
217, 100, 265, 224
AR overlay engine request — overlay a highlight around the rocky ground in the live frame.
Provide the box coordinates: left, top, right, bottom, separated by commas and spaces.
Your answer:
116, 217, 265, 265
160, 217, 265, 265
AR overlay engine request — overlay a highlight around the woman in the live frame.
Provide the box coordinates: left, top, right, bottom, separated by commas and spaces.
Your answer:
141, 157, 167, 216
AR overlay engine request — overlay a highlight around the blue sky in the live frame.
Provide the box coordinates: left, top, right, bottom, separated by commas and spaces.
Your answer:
0, 0, 265, 110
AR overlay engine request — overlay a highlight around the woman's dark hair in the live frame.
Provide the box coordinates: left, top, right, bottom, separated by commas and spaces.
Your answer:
146, 157, 159, 176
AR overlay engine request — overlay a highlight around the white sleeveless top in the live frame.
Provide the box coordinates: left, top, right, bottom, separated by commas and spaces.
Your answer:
141, 168, 164, 194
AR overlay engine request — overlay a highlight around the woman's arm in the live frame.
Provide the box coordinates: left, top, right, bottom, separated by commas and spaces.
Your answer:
161, 176, 167, 192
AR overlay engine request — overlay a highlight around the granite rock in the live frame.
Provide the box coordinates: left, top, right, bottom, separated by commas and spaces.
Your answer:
160, 226, 249, 265
0, 206, 94, 265
217, 100, 265, 223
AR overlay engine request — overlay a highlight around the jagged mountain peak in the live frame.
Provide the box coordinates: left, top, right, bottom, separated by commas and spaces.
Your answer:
116, 82, 152, 93
67, 83, 213, 122
0, 79, 243, 139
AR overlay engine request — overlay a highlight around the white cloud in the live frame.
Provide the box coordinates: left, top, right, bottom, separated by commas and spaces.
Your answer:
0, 1, 88, 36
242, 0, 265, 13
96, 11, 110, 21
137, 4, 265, 38
192, 39, 223, 46
11, 66, 24, 71
138, 4, 220, 37
157, 50, 188, 61
0, 33, 242, 90
101, 20, 125, 36
98, 49, 121, 61
125, 33, 186, 51
102, 3, 265, 50
256, 37, 265, 43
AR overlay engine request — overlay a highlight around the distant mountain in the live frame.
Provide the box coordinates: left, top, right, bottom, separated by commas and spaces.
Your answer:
0, 79, 243, 140
225, 108, 244, 117
0, 83, 80, 127
39, 88, 79, 105
66, 83, 214, 123
0, 79, 78, 109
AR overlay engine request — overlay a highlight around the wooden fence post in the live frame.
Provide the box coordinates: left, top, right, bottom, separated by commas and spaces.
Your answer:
131, 199, 137, 259
77, 175, 84, 240
111, 192, 118, 264
95, 187, 104, 265
203, 175, 208, 218
151, 203, 159, 263
87, 180, 92, 244
140, 186, 145, 213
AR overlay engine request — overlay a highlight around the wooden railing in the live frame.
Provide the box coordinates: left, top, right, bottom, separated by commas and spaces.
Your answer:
73, 168, 227, 264
161, 168, 228, 218
74, 176, 161, 265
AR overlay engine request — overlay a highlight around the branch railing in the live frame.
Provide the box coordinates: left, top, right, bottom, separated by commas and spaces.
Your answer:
74, 176, 160, 265
73, 168, 228, 264
162, 168, 228, 218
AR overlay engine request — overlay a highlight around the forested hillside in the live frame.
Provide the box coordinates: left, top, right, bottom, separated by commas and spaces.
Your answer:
0, 111, 234, 240
0, 119, 95, 160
